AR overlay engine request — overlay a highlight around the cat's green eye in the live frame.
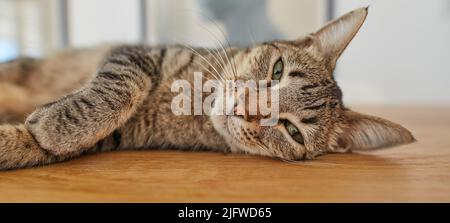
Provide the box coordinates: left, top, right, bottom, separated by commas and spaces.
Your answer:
272, 59, 283, 81
284, 120, 305, 145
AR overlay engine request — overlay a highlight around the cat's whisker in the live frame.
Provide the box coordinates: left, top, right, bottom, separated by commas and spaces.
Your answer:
211, 47, 233, 81
203, 47, 229, 81
247, 29, 257, 46
214, 25, 238, 79
215, 38, 236, 80
214, 47, 236, 81
216, 32, 238, 80
196, 12, 238, 80
194, 23, 235, 82
180, 44, 225, 83
258, 143, 272, 155
210, 49, 232, 81
181, 8, 235, 82
170, 35, 224, 82
279, 158, 303, 165
199, 28, 235, 81
192, 61, 223, 85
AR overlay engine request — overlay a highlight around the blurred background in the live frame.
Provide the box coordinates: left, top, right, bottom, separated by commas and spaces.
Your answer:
1, 0, 449, 104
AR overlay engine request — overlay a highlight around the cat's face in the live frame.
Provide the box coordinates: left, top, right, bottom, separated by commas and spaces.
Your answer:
211, 7, 415, 160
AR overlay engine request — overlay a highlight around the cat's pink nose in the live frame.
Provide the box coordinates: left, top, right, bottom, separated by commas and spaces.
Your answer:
233, 101, 243, 116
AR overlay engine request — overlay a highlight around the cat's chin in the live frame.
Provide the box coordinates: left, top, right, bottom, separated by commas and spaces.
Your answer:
210, 115, 240, 147
210, 115, 273, 157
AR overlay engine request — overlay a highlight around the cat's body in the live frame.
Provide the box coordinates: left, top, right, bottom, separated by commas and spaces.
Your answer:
0, 45, 231, 168
0, 8, 414, 170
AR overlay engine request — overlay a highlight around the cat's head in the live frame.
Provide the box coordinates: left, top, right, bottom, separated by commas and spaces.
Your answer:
210, 7, 415, 160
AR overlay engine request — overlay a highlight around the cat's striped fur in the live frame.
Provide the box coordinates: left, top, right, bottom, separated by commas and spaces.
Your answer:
0, 8, 414, 169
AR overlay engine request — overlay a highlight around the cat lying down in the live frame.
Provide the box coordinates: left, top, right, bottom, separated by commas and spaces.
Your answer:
0, 7, 414, 170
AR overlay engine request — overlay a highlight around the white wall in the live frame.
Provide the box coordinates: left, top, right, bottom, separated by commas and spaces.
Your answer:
67, 0, 141, 47
334, 0, 450, 104
268, 0, 327, 39
145, 0, 326, 47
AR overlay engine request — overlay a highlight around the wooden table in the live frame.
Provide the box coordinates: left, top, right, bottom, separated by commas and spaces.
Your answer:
0, 106, 449, 202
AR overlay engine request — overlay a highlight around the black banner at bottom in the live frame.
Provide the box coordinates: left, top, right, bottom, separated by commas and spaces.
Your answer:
0, 203, 448, 222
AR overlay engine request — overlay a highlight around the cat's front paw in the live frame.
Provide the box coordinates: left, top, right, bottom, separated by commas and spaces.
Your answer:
0, 124, 53, 170
25, 101, 82, 156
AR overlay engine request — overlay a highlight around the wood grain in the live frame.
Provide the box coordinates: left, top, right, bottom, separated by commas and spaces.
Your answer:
0, 105, 449, 202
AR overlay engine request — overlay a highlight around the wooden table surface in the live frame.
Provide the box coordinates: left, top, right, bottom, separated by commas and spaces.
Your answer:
0, 105, 449, 202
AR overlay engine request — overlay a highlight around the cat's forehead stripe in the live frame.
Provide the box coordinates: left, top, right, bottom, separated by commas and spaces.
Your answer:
262, 42, 280, 51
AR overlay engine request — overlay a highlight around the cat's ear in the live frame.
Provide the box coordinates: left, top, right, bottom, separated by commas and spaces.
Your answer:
300, 7, 368, 68
331, 110, 415, 152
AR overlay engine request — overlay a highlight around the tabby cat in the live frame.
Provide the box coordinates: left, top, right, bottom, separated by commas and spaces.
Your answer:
0, 7, 414, 170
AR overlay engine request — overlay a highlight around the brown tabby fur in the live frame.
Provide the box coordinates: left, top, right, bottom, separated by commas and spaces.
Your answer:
0, 8, 414, 170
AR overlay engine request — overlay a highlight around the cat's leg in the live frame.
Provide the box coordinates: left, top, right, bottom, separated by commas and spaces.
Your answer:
25, 46, 161, 155
0, 46, 163, 169
0, 124, 60, 169
0, 47, 112, 124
